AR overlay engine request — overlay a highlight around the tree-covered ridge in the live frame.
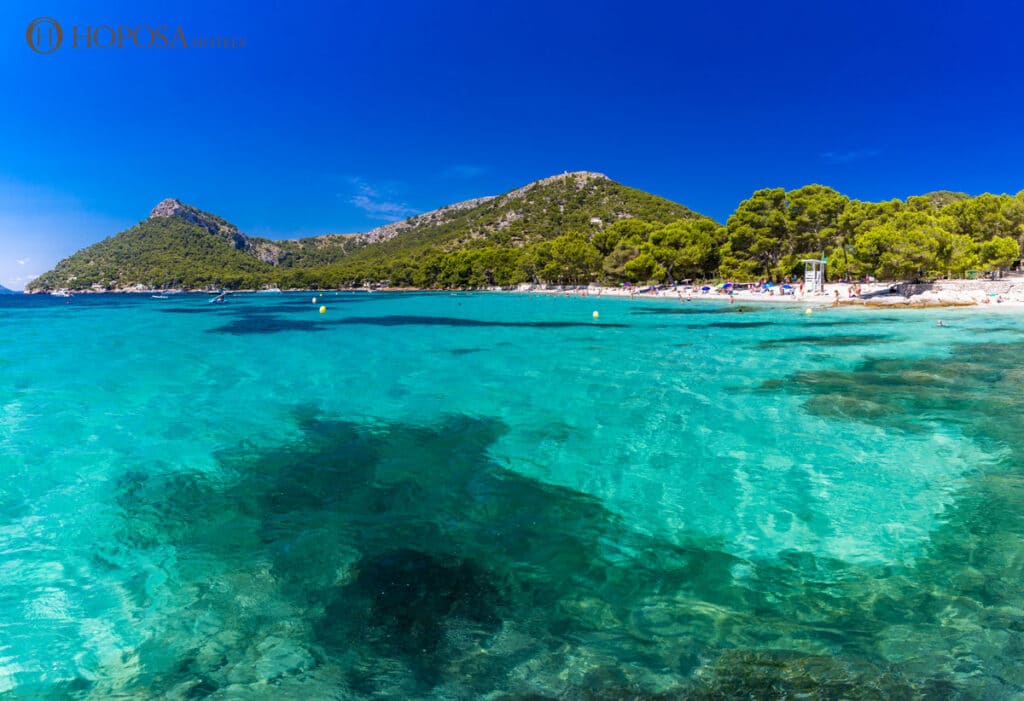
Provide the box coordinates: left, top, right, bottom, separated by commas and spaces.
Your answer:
252, 235, 371, 268
336, 171, 699, 257
248, 172, 696, 272
25, 175, 1024, 292
245, 195, 502, 267
29, 216, 272, 291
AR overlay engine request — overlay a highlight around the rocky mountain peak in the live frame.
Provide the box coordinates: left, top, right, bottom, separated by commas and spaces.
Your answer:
149, 198, 186, 219
149, 198, 250, 251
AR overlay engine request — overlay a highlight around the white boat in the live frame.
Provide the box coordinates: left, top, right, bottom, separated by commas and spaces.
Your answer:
151, 294, 169, 299
256, 286, 282, 294
50, 289, 72, 298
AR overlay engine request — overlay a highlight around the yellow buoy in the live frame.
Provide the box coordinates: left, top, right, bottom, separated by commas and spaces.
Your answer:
592, 311, 599, 319
805, 308, 813, 315
312, 296, 317, 304
319, 305, 327, 314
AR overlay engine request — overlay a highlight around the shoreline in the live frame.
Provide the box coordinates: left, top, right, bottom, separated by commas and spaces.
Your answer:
19, 279, 1024, 309
504, 280, 1024, 309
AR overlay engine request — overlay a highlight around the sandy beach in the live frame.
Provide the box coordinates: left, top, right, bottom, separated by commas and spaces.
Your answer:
511, 278, 1024, 309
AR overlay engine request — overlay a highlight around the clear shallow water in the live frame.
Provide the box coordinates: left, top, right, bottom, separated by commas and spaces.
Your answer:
1, 292, 1023, 698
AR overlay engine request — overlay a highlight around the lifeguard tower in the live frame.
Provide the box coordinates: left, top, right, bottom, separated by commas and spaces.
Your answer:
802, 259, 826, 294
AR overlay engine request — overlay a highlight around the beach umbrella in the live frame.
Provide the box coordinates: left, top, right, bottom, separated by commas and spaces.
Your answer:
723, 282, 734, 289
782, 284, 792, 289
700, 285, 711, 292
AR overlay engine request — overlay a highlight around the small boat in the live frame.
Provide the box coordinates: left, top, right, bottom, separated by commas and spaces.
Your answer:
151, 294, 169, 299
256, 286, 282, 294
50, 289, 72, 298
209, 290, 228, 304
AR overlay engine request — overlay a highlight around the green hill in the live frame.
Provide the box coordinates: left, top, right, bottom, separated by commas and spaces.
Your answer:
301, 171, 715, 287
340, 172, 698, 257
28, 172, 712, 291
28, 211, 272, 291
256, 171, 702, 272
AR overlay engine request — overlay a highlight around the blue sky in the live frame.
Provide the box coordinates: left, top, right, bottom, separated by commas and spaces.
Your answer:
2, 0, 1024, 289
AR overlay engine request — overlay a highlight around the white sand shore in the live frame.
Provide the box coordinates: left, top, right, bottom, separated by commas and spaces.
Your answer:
508, 279, 1024, 309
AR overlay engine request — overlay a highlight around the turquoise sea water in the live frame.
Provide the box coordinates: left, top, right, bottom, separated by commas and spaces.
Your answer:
1, 291, 1023, 698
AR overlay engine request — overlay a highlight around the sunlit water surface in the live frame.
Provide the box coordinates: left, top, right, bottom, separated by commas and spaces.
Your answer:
1, 292, 1023, 698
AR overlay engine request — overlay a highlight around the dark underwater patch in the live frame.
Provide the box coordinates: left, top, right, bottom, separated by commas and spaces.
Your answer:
686, 649, 944, 700
224, 302, 326, 315
206, 316, 326, 334
156, 307, 226, 314
203, 313, 628, 334
958, 324, 1024, 334
333, 315, 628, 329
108, 411, 992, 697
318, 548, 505, 687
755, 334, 890, 349
107, 413, 738, 695
763, 341, 1024, 450
688, 321, 774, 329
800, 318, 897, 327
